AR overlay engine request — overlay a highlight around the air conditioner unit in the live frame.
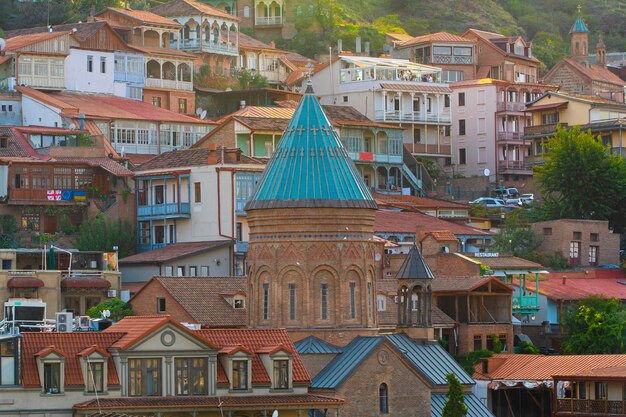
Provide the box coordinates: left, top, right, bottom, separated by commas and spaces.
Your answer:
78, 316, 90, 329
107, 289, 117, 298
56, 312, 73, 332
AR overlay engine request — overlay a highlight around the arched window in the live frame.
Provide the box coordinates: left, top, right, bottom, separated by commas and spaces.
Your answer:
243, 6, 250, 18
379, 383, 389, 413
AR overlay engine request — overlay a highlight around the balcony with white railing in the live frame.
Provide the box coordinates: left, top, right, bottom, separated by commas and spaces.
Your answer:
497, 131, 524, 142
375, 110, 451, 124
497, 101, 526, 112
145, 77, 193, 91
255, 15, 283, 26
170, 39, 238, 56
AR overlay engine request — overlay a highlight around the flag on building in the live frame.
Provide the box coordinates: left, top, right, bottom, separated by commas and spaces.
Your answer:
74, 191, 87, 201
47, 190, 61, 201
61, 190, 74, 201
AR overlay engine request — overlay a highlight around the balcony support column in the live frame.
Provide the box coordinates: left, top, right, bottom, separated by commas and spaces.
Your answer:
409, 92, 415, 121
421, 93, 428, 122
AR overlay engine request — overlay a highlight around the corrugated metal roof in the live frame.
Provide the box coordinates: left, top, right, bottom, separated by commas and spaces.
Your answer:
384, 333, 474, 386
395, 245, 434, 280
294, 336, 344, 354
310, 337, 383, 389
431, 393, 495, 417
311, 333, 474, 389
245, 84, 377, 210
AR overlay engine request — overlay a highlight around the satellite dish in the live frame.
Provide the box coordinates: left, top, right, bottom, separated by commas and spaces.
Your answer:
68, 123, 77, 130
375, 253, 382, 262
483, 168, 490, 177
0, 39, 5, 51
196, 107, 203, 116
272, 411, 279, 417
200, 110, 207, 120
102, 310, 111, 318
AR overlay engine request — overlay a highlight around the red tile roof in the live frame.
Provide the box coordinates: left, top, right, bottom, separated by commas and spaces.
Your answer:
474, 353, 626, 381
53, 157, 133, 177
373, 192, 470, 210
196, 328, 311, 385
74, 394, 344, 410
120, 241, 234, 264
149, 0, 240, 21
4, 31, 71, 52
399, 32, 473, 48
16, 87, 208, 124
105, 315, 218, 350
563, 58, 625, 86
128, 44, 196, 59
0, 127, 40, 158
21, 332, 123, 388
133, 148, 263, 171
432, 275, 513, 293
522, 269, 626, 301
470, 255, 544, 270
105, 7, 182, 27
423, 230, 459, 242
130, 276, 248, 327
375, 210, 492, 236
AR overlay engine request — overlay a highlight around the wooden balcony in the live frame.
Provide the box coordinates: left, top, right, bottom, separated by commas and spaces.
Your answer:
410, 144, 452, 156
524, 123, 567, 137
9, 188, 89, 204
556, 398, 626, 416
145, 77, 192, 91
255, 16, 283, 26
137, 203, 190, 219
498, 160, 533, 176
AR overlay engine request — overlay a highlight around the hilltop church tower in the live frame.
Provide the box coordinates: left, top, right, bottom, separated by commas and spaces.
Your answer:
245, 83, 379, 340
570, 6, 589, 65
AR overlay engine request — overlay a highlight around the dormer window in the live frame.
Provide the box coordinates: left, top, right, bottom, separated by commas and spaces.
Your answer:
234, 298, 245, 309
273, 359, 289, 390
44, 363, 61, 394
232, 360, 248, 390
0, 136, 8, 148
86, 362, 104, 393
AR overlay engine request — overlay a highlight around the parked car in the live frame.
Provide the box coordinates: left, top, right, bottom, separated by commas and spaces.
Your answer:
506, 198, 523, 206
502, 187, 520, 199
521, 193, 534, 205
470, 197, 507, 208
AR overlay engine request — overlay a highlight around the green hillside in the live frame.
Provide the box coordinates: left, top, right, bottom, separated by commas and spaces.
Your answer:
1, 0, 624, 71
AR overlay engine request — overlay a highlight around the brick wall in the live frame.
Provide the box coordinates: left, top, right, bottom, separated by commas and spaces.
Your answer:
544, 64, 591, 95
299, 353, 338, 379
324, 342, 432, 417
530, 219, 620, 266
198, 121, 237, 149
130, 280, 194, 323
426, 253, 480, 276
421, 236, 460, 257
457, 323, 514, 354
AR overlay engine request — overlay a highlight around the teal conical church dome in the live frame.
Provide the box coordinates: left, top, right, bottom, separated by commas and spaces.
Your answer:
245, 83, 377, 210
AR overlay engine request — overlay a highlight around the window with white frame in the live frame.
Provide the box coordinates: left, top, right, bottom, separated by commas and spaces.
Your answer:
43, 361, 62, 394
232, 359, 248, 390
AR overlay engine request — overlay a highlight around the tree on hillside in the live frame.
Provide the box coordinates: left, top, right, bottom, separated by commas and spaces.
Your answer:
534, 126, 626, 233
562, 296, 626, 354
443, 373, 468, 417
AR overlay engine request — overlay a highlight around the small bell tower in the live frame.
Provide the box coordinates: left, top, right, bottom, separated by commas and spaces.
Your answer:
596, 34, 606, 67
570, 5, 589, 65
396, 245, 434, 340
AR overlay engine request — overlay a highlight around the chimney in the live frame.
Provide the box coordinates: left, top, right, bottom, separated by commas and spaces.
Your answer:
240, 100, 246, 109
364, 41, 370, 56
562, 276, 567, 285
268, 40, 275, 49
207, 144, 219, 164
356, 37, 362, 54
337, 39, 343, 54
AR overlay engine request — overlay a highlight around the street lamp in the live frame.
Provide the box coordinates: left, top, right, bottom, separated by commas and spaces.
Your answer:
508, 239, 512, 253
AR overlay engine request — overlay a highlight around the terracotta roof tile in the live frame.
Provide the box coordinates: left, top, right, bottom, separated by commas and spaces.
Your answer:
21, 332, 123, 388
127, 44, 196, 59
423, 231, 459, 242
196, 328, 311, 385
375, 210, 492, 236
6, 21, 108, 43
132, 148, 263, 172
105, 7, 182, 27
74, 394, 344, 410
16, 87, 207, 124
149, 0, 240, 21
4, 31, 70, 52
53, 157, 133, 177
522, 269, 626, 301
432, 275, 513, 292
119, 241, 234, 264
238, 32, 273, 50
0, 127, 40, 158
475, 353, 626, 381
563, 58, 626, 86
133, 276, 248, 327
399, 32, 473, 48
373, 192, 470, 210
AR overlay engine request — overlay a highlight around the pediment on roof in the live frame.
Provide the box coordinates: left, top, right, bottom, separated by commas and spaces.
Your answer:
127, 323, 215, 352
